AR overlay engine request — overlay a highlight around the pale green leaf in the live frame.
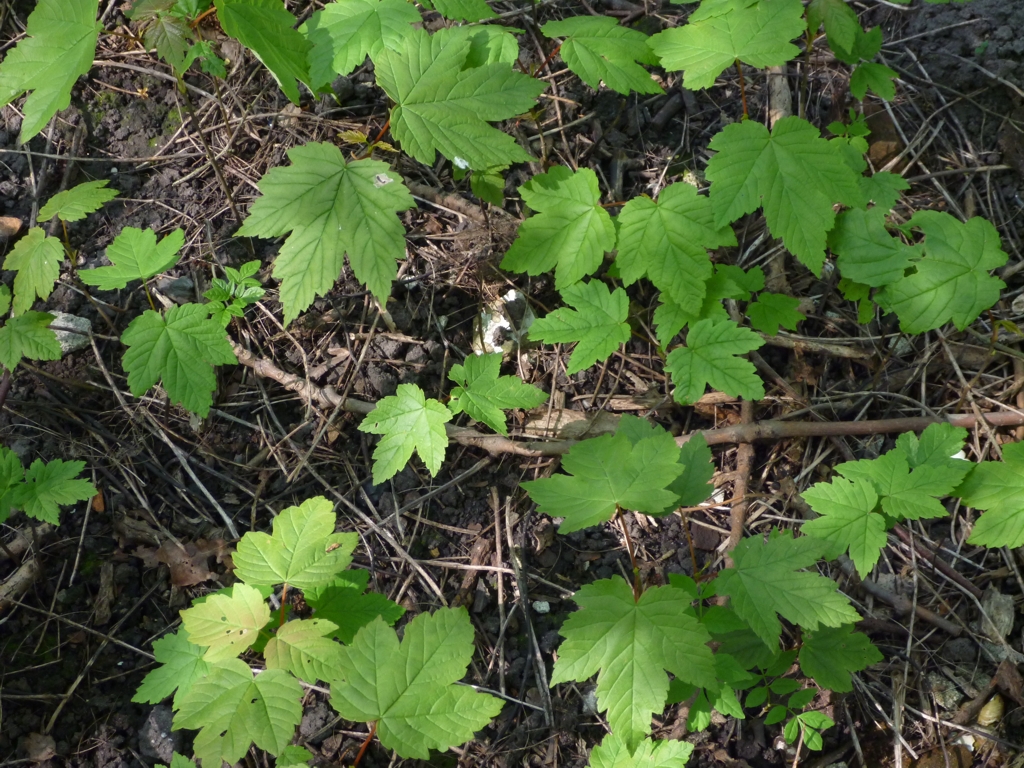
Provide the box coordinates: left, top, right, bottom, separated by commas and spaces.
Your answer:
358, 383, 451, 483
38, 180, 118, 223
747, 292, 804, 335
166, 753, 196, 768
957, 442, 1024, 548
180, 583, 271, 662
837, 446, 968, 519
615, 182, 735, 308
303, 0, 420, 86
0, 312, 61, 371
714, 530, 860, 647
233, 496, 357, 589
214, 0, 311, 103
275, 745, 313, 768
173, 659, 302, 764
522, 421, 684, 533
588, 734, 694, 768
80, 227, 184, 289
652, 264, 763, 345
0, 0, 101, 142
665, 318, 764, 404
706, 116, 862, 273
133, 628, 211, 708
440, 25, 520, 68
671, 433, 715, 506
850, 62, 897, 101
264, 618, 345, 682
3, 228, 64, 315
447, 353, 547, 434
14, 458, 96, 524
237, 143, 413, 323
829, 208, 919, 287
875, 211, 1007, 333
550, 576, 715, 751
541, 16, 660, 95
304, 570, 405, 643
501, 166, 615, 288
801, 477, 884, 577
0, 285, 11, 317
0, 447, 24, 523
121, 303, 237, 417
799, 625, 881, 693
374, 29, 545, 170
649, 0, 805, 90
329, 608, 503, 759
807, 0, 859, 52
528, 281, 630, 375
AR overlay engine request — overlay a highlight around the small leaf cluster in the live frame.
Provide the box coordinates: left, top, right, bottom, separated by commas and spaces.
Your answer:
135, 496, 502, 762
127, 0, 226, 77
803, 422, 1024, 561
0, 446, 97, 525
359, 355, 548, 483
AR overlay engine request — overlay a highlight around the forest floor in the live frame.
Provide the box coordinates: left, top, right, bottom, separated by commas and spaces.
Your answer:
3, 0, 1024, 767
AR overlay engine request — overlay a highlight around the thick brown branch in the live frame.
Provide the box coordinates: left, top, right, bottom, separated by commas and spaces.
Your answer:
230, 343, 1024, 457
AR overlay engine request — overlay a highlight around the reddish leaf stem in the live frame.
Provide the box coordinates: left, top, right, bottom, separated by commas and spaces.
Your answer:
535, 43, 562, 78
735, 60, 748, 119
352, 721, 378, 768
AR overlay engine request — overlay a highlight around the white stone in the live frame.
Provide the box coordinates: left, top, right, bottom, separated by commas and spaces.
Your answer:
50, 312, 91, 355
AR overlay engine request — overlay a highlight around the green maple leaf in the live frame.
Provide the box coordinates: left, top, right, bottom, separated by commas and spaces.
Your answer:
0, 447, 24, 523
447, 353, 548, 435
588, 734, 694, 768
233, 496, 358, 589
837, 446, 967, 520
329, 608, 503, 759
133, 628, 211, 708
80, 227, 184, 289
264, 618, 345, 682
38, 180, 118, 223
303, 0, 420, 86
706, 116, 862, 273
439, 25, 521, 68
275, 745, 312, 768
304, 569, 405, 643
649, 0, 805, 90
851, 62, 897, 101
0, 0, 101, 143
180, 583, 271, 662
957, 442, 1024, 548
14, 458, 96, 524
501, 166, 615, 289
541, 16, 660, 95
807, 0, 860, 52
875, 211, 1007, 333
358, 383, 451, 483
121, 303, 237, 417
374, 29, 545, 170
652, 264, 763, 345
747, 292, 804, 335
829, 208, 920, 287
799, 625, 881, 693
127, 0, 194, 74
550, 576, 715, 751
3, 228, 64, 315
0, 312, 61, 372
672, 434, 715, 506
162, 753, 196, 768
858, 171, 908, 211
237, 143, 413, 324
173, 658, 302, 765
665, 318, 764, 404
528, 281, 630, 376
801, 477, 884, 577
894, 423, 968, 471
214, 0, 311, 103
421, 0, 495, 22
714, 530, 860, 647
522, 421, 684, 533
615, 182, 736, 308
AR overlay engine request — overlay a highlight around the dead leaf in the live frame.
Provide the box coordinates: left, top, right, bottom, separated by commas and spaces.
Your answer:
0, 216, 22, 239
91, 490, 105, 512
21, 733, 56, 762
994, 658, 1024, 705
153, 539, 218, 587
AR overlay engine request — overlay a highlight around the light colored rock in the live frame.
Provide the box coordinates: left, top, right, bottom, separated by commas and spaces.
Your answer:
926, 672, 963, 711
50, 312, 91, 355
978, 587, 1014, 643
532, 600, 550, 614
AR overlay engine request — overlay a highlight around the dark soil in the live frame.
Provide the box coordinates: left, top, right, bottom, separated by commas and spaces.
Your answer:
1, 1, 1024, 767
